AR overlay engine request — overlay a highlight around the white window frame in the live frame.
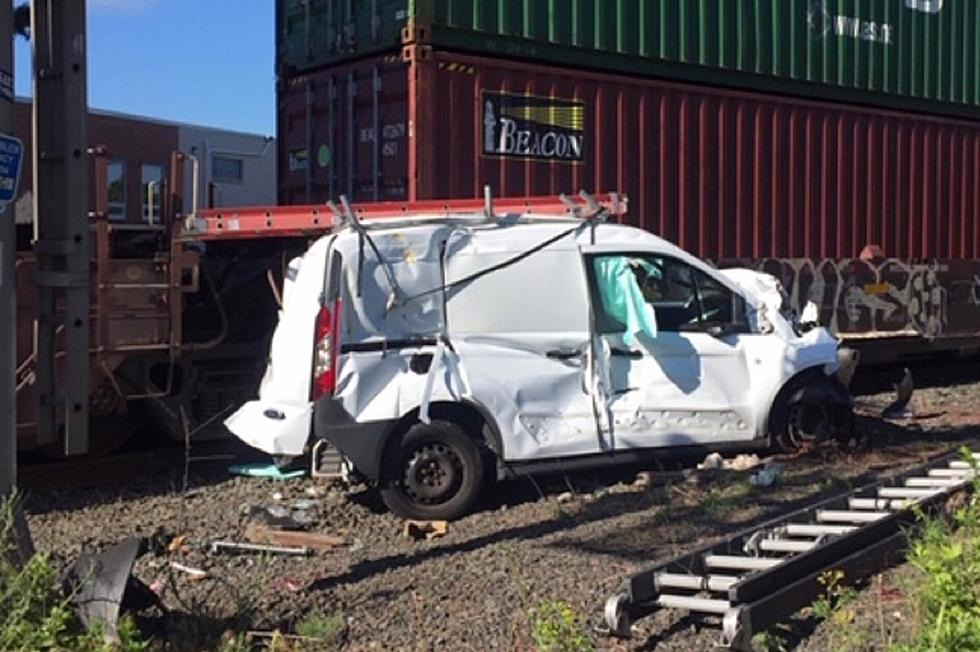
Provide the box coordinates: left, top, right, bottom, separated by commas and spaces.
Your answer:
141, 163, 165, 223
107, 160, 126, 222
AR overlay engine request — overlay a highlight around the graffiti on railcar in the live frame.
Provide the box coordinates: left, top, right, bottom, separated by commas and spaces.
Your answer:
722, 254, 980, 339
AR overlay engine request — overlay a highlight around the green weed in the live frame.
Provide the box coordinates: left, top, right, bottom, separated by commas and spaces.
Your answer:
294, 610, 344, 648
810, 569, 872, 652
0, 493, 149, 652
530, 600, 594, 652
751, 628, 788, 652
893, 449, 980, 651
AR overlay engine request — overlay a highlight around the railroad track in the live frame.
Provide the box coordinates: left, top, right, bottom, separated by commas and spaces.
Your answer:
602, 448, 979, 650
17, 438, 256, 490
18, 448, 184, 490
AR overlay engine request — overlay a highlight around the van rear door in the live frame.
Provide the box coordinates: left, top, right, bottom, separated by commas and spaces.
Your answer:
224, 235, 334, 456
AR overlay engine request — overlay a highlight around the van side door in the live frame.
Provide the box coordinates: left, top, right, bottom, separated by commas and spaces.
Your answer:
445, 242, 607, 461
584, 251, 759, 449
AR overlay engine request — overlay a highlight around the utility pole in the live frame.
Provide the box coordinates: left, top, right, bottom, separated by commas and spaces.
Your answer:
2, 0, 33, 564
32, 0, 89, 455
0, 0, 16, 499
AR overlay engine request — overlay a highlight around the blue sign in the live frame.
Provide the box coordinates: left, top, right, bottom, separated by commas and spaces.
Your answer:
0, 134, 23, 208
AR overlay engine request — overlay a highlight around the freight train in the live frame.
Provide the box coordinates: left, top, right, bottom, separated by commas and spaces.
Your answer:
277, 0, 980, 366
17, 0, 980, 456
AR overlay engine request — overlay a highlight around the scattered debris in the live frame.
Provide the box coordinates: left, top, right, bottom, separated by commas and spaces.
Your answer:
633, 471, 654, 489
210, 540, 311, 556
556, 491, 575, 504
228, 463, 307, 480
169, 561, 208, 580
244, 524, 344, 552
148, 577, 166, 596
167, 535, 190, 554
67, 537, 164, 643
728, 454, 762, 471
279, 577, 304, 593
291, 510, 315, 527
837, 347, 860, 389
882, 368, 915, 419
632, 469, 695, 490
349, 538, 365, 553
244, 505, 306, 530
749, 464, 784, 487
403, 520, 449, 541
697, 452, 725, 470
697, 453, 763, 472
246, 631, 327, 646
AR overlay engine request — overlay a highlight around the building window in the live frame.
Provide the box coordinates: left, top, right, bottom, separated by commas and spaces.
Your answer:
107, 160, 126, 221
141, 164, 165, 223
212, 156, 243, 182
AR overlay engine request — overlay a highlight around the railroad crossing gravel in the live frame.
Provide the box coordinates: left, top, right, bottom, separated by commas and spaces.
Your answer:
24, 376, 980, 651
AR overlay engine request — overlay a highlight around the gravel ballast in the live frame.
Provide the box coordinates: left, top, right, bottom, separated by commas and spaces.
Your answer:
24, 375, 980, 651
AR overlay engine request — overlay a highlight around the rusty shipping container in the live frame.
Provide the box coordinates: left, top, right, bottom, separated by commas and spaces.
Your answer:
279, 47, 980, 356
278, 0, 980, 119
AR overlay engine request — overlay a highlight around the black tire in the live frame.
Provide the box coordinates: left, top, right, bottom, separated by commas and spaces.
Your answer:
379, 420, 484, 521
770, 374, 845, 454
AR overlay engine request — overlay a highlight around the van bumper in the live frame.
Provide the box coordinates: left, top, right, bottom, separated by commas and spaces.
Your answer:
313, 397, 394, 481
224, 400, 312, 457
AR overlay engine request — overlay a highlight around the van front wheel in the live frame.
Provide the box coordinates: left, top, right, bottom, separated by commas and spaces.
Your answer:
379, 421, 484, 521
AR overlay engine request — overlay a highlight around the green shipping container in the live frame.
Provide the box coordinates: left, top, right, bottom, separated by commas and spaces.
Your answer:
278, 0, 980, 118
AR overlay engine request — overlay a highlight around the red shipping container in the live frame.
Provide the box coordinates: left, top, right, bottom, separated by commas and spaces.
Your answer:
278, 47, 980, 353
279, 46, 980, 261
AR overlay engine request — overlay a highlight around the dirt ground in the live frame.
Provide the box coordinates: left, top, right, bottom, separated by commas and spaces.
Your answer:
23, 371, 980, 651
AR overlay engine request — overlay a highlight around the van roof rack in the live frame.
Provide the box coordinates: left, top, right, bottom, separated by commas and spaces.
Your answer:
179, 191, 627, 242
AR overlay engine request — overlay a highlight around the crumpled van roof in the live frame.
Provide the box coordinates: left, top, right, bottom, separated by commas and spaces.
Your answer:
335, 215, 691, 259
324, 217, 726, 344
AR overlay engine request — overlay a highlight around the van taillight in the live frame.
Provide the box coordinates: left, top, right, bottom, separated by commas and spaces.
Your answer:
312, 299, 342, 400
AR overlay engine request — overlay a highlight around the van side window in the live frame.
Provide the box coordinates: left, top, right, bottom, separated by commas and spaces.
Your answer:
589, 254, 749, 334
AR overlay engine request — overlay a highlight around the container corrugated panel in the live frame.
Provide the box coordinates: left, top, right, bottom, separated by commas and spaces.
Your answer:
279, 48, 980, 261
279, 1, 980, 118
278, 48, 980, 342
277, 0, 408, 75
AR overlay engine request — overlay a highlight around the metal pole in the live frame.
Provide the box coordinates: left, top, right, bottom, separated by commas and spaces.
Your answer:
0, 0, 17, 497
2, 0, 34, 565
32, 0, 89, 455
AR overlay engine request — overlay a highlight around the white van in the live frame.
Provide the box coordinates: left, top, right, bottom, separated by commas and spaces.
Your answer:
226, 197, 850, 520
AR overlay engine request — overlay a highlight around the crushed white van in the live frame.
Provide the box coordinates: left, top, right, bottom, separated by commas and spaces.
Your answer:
226, 195, 851, 520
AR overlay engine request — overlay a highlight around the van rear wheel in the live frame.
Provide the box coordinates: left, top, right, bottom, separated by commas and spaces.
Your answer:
380, 421, 484, 521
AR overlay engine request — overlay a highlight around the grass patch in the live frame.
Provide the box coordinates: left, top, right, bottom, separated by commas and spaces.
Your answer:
751, 628, 788, 652
294, 610, 344, 648
0, 493, 148, 652
893, 450, 980, 651
810, 569, 871, 652
530, 600, 594, 652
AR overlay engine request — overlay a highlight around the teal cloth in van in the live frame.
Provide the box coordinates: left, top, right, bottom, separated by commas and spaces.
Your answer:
593, 257, 658, 345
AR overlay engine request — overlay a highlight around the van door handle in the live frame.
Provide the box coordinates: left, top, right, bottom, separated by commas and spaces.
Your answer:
546, 349, 582, 360
611, 348, 642, 359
